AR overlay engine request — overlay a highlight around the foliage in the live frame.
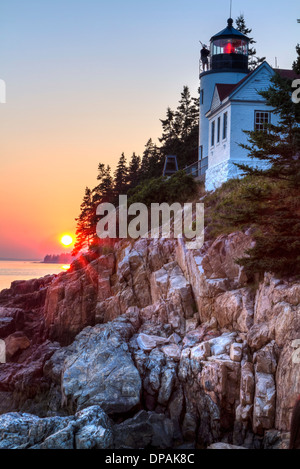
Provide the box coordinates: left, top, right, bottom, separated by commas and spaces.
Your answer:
235, 14, 265, 70
205, 45, 300, 278
73, 86, 200, 254
128, 170, 199, 207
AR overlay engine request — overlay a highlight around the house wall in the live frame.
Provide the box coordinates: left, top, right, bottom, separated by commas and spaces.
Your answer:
205, 64, 279, 191
199, 70, 248, 161
208, 104, 231, 167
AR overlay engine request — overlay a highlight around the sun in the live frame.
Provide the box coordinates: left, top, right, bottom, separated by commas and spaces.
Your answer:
60, 235, 73, 247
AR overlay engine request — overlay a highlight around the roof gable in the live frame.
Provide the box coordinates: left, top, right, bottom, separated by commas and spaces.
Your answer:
229, 61, 275, 100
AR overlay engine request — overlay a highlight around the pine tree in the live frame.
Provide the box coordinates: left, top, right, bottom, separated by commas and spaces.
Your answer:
293, 44, 300, 74
233, 45, 300, 277
140, 139, 163, 180
72, 187, 95, 255
113, 153, 128, 199
159, 86, 199, 168
236, 14, 265, 70
127, 152, 141, 190
93, 164, 114, 203
175, 86, 199, 141
237, 46, 300, 185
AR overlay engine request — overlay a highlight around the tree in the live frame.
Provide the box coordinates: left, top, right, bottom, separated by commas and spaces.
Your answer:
293, 44, 300, 74
233, 45, 300, 277
236, 14, 265, 70
127, 152, 141, 190
113, 153, 128, 199
140, 139, 163, 181
159, 86, 199, 168
237, 47, 300, 184
72, 187, 95, 255
93, 164, 114, 204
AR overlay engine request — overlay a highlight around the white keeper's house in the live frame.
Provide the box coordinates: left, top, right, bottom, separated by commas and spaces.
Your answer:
188, 17, 297, 191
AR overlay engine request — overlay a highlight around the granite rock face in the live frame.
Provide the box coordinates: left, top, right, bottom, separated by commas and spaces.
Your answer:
0, 232, 299, 449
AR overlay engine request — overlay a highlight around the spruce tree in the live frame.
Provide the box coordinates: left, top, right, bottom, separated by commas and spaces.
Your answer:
140, 139, 163, 181
236, 14, 265, 70
233, 45, 300, 277
72, 187, 94, 255
127, 152, 141, 190
113, 153, 128, 199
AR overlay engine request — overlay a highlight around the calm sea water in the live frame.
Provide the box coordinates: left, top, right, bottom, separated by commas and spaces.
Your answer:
0, 260, 69, 293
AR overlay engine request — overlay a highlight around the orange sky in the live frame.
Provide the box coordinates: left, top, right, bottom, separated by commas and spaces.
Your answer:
0, 0, 299, 259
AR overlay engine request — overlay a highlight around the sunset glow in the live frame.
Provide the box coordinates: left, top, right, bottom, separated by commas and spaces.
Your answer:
60, 235, 73, 247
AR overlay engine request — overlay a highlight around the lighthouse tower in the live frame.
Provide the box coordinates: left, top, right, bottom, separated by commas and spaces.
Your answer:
199, 18, 250, 166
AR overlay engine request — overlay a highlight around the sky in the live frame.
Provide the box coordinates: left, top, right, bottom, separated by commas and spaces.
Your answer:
0, 0, 299, 259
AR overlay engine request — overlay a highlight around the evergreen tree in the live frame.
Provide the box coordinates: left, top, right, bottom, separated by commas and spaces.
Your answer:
293, 44, 300, 74
127, 152, 141, 190
159, 86, 199, 168
233, 45, 300, 277
72, 187, 95, 255
236, 14, 265, 70
140, 139, 163, 180
175, 86, 199, 141
93, 164, 114, 203
113, 153, 128, 199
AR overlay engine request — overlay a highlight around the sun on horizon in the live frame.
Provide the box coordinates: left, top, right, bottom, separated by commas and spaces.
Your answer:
60, 235, 73, 247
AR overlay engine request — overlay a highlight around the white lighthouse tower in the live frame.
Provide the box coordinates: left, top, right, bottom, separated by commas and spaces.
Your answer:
199, 18, 250, 179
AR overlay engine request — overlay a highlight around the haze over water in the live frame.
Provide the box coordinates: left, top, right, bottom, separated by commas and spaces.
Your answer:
0, 260, 67, 292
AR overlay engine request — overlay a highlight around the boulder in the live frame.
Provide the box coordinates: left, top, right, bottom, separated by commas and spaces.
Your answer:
57, 318, 142, 415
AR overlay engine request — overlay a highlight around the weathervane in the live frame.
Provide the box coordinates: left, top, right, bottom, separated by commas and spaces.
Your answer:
230, 0, 233, 18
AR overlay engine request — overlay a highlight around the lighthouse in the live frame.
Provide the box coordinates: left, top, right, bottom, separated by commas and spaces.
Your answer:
199, 18, 250, 163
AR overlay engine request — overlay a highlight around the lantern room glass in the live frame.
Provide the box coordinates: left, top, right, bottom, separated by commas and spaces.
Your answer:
212, 39, 248, 56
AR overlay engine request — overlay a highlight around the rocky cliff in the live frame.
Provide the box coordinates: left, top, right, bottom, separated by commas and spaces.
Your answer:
0, 232, 299, 449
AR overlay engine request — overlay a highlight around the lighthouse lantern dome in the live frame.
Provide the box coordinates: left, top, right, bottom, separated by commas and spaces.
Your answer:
210, 18, 250, 72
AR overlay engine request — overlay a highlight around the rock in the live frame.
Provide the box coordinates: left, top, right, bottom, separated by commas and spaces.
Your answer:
151, 262, 195, 319
214, 289, 254, 333
185, 317, 199, 334
200, 232, 253, 281
0, 317, 15, 338
0, 406, 113, 449
57, 319, 142, 415
137, 333, 169, 352
74, 406, 113, 449
208, 443, 246, 449
190, 342, 211, 362
275, 343, 300, 431
253, 342, 277, 374
209, 332, 237, 357
230, 343, 243, 362
161, 344, 181, 362
5, 332, 31, 359
253, 372, 276, 434
0, 412, 72, 449
113, 410, 179, 449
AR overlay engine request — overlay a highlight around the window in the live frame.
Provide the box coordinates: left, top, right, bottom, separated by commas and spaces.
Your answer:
211, 121, 215, 147
255, 111, 270, 131
223, 112, 228, 140
200, 90, 204, 105
199, 145, 203, 159
217, 117, 221, 144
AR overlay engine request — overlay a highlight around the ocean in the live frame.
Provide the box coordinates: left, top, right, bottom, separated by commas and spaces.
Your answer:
0, 260, 69, 293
